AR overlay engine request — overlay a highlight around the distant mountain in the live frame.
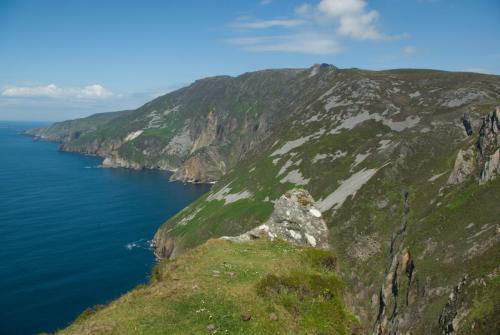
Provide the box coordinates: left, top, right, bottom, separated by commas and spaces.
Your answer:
28, 65, 339, 182
34, 65, 500, 334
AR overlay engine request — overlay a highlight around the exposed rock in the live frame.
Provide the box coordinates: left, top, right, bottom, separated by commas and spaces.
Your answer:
477, 108, 500, 184
446, 108, 500, 185
375, 192, 415, 335
207, 183, 253, 204
124, 130, 144, 142
447, 148, 475, 185
480, 149, 500, 184
101, 155, 143, 170
461, 112, 473, 136
428, 171, 448, 182
280, 169, 310, 186
221, 189, 329, 249
164, 128, 193, 156
271, 136, 313, 156
318, 168, 380, 212
438, 275, 469, 335
191, 111, 218, 154
170, 148, 227, 183
312, 150, 346, 163
152, 233, 176, 259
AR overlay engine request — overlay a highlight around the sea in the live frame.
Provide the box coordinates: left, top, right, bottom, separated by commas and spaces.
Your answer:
0, 121, 210, 335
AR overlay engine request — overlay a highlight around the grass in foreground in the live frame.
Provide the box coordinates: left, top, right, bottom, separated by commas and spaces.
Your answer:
55, 239, 357, 335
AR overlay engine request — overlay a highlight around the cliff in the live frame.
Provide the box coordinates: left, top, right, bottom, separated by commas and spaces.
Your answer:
152, 67, 500, 334
29, 65, 339, 182
38, 65, 500, 334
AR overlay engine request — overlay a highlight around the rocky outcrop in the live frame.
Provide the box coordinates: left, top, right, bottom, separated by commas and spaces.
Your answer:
477, 107, 500, 184
447, 107, 500, 185
169, 147, 227, 182
447, 148, 475, 185
221, 189, 329, 249
101, 155, 143, 170
190, 111, 218, 153
152, 232, 176, 259
374, 191, 416, 335
461, 112, 474, 136
438, 275, 469, 335
60, 137, 123, 157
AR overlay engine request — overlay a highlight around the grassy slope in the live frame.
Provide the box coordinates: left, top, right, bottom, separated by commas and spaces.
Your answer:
59, 68, 314, 169
152, 69, 500, 333
27, 110, 132, 141
35, 67, 500, 333
56, 239, 356, 335
157, 68, 500, 250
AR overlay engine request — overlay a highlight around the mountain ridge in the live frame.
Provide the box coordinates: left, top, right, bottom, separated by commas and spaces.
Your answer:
29, 65, 500, 334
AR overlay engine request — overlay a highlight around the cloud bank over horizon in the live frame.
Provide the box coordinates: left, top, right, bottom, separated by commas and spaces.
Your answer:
2, 84, 113, 99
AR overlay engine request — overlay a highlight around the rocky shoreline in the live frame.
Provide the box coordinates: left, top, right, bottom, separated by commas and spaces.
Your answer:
23, 129, 216, 184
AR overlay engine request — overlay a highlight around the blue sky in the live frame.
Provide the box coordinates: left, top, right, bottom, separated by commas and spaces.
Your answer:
1, 0, 499, 121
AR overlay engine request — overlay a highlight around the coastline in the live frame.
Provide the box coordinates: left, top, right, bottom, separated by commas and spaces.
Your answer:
22, 129, 217, 185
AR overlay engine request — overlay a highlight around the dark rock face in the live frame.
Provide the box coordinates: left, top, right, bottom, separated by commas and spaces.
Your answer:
438, 275, 469, 335
477, 108, 500, 183
461, 112, 473, 136
374, 191, 416, 335
447, 107, 500, 185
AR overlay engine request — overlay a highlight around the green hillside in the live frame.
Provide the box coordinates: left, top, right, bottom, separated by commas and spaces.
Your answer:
55, 239, 356, 335
32, 65, 500, 334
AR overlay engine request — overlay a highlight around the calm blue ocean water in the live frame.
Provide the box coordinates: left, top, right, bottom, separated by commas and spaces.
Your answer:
0, 122, 210, 335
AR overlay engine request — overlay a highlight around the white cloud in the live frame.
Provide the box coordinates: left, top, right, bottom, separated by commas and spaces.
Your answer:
77, 84, 113, 98
228, 0, 405, 54
295, 3, 311, 15
233, 18, 304, 29
317, 0, 384, 40
1, 84, 113, 99
2, 84, 60, 98
228, 33, 341, 55
337, 10, 382, 40
317, 0, 366, 17
403, 45, 417, 55
260, 0, 273, 5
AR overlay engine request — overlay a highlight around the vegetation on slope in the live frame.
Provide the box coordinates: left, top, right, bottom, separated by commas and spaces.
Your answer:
55, 239, 356, 335
151, 68, 500, 333
31, 66, 500, 333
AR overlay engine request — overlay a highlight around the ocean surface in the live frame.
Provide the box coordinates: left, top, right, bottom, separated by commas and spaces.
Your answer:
0, 122, 210, 335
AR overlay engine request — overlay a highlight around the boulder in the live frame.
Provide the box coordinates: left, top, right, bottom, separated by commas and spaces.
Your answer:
221, 188, 329, 249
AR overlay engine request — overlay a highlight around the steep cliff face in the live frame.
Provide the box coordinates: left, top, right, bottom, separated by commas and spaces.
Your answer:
30, 66, 500, 334
152, 68, 500, 334
30, 65, 338, 182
